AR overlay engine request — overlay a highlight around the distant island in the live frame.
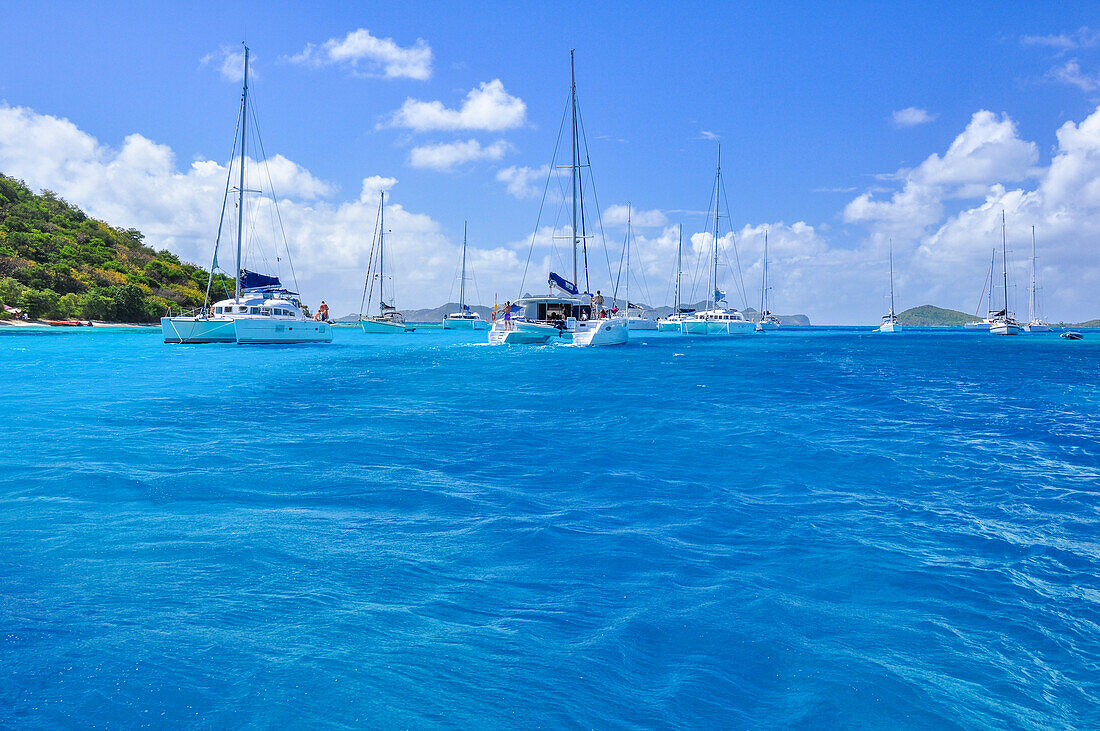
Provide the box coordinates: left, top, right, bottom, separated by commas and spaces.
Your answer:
895, 305, 978, 327
0, 174, 226, 323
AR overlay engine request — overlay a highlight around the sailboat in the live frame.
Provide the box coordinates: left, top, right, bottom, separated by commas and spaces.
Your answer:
756, 230, 780, 331
657, 225, 692, 331
360, 192, 415, 333
680, 145, 755, 335
162, 45, 331, 345
1024, 225, 1051, 332
876, 239, 901, 333
990, 211, 1022, 335
444, 222, 489, 330
488, 51, 627, 347
964, 249, 996, 330
620, 206, 657, 330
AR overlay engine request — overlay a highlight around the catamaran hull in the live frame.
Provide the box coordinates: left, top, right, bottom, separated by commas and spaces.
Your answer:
627, 318, 658, 331
571, 318, 628, 346
681, 320, 755, 335
361, 320, 415, 333
657, 321, 682, 332
235, 319, 332, 344
964, 322, 990, 331
990, 322, 1021, 335
488, 321, 560, 344
444, 318, 489, 330
756, 322, 779, 331
877, 322, 901, 333
161, 317, 236, 344
1024, 323, 1052, 333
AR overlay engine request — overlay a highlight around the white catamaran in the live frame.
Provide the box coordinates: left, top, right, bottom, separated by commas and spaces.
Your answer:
360, 191, 415, 334
1024, 225, 1051, 333
161, 45, 331, 345
444, 222, 489, 330
488, 51, 627, 347
990, 211, 1022, 335
680, 145, 755, 335
877, 239, 901, 333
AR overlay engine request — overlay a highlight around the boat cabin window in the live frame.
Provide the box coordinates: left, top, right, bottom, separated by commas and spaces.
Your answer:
250, 307, 261, 314
260, 308, 272, 316
214, 307, 223, 314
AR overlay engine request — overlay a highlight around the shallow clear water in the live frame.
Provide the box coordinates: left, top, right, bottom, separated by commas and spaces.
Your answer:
1, 326, 1098, 728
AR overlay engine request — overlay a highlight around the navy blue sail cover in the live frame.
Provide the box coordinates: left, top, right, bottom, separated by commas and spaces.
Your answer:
548, 272, 579, 295
240, 269, 281, 289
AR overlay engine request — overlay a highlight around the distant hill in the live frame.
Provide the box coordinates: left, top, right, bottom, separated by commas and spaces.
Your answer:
896, 305, 976, 326
1073, 319, 1100, 327
0, 174, 227, 322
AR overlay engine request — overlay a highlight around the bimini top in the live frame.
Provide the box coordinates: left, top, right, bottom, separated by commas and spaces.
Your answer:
240, 269, 296, 294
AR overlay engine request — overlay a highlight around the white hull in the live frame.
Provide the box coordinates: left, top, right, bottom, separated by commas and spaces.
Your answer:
681, 319, 756, 335
627, 317, 658, 331
444, 316, 489, 330
657, 321, 681, 332
571, 317, 628, 346
991, 322, 1022, 335
488, 320, 561, 345
1024, 322, 1052, 333
361, 318, 414, 333
877, 322, 901, 333
235, 318, 332, 344
161, 317, 236, 343
964, 322, 990, 331
755, 321, 779, 331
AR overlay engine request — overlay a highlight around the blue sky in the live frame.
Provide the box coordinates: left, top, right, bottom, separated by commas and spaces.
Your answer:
3, 1, 1100, 322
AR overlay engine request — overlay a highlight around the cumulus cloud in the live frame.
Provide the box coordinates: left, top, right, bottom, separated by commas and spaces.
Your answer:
287, 28, 432, 80
201, 46, 251, 83
0, 104, 532, 317
408, 139, 510, 171
387, 80, 527, 132
603, 205, 668, 228
892, 107, 936, 127
496, 164, 550, 199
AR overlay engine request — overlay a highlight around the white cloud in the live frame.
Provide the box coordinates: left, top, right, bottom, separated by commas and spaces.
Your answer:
892, 107, 936, 128
408, 139, 510, 171
201, 46, 251, 83
1048, 59, 1100, 92
496, 164, 549, 199
1021, 27, 1100, 52
388, 80, 526, 132
0, 104, 533, 318
287, 28, 432, 80
603, 205, 668, 228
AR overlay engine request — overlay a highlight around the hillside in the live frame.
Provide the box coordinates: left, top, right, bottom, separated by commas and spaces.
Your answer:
896, 304, 976, 327
0, 174, 227, 322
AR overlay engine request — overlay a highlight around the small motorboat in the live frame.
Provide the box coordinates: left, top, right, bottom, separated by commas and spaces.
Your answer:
46, 320, 92, 327
1060, 331, 1083, 340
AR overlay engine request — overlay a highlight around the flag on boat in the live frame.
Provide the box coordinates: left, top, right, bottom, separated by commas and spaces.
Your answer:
462, 304, 470, 311
714, 288, 726, 302
548, 272, 579, 295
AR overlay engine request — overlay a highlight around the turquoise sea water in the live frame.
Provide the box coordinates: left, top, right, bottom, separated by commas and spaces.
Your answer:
1, 326, 1098, 728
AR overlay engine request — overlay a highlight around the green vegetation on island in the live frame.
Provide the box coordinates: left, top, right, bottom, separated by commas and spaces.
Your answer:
0, 174, 228, 322
896, 305, 977, 327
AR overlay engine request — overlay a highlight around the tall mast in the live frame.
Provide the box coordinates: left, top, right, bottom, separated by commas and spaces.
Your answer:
460, 221, 468, 311
235, 45, 249, 303
1001, 210, 1009, 317
379, 191, 385, 316
987, 247, 995, 316
888, 238, 895, 318
625, 205, 631, 316
676, 224, 682, 314
712, 144, 721, 311
1029, 225, 1037, 323
570, 50, 579, 290
761, 230, 768, 316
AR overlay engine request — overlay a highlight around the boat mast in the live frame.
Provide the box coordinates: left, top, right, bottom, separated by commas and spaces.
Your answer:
676, 224, 682, 315
712, 144, 721, 312
1029, 225, 1037, 324
626, 205, 631, 317
888, 238, 895, 319
235, 45, 249, 304
379, 191, 385, 316
761, 230, 768, 316
460, 221, 468, 312
570, 50, 579, 291
987, 247, 995, 316
1001, 210, 1009, 318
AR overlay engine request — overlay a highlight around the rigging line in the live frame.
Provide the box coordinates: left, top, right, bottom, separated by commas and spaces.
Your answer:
719, 169, 749, 310
518, 95, 571, 299
574, 99, 614, 290
205, 97, 244, 308
689, 174, 718, 305
359, 195, 383, 317
247, 95, 301, 295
